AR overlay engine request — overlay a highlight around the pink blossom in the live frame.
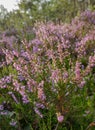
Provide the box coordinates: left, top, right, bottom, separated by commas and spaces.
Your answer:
56, 113, 64, 123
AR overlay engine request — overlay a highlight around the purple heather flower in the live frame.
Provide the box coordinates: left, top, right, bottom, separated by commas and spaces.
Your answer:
12, 50, 19, 57
81, 65, 84, 70
75, 61, 81, 80
51, 69, 60, 83
38, 87, 46, 101
18, 75, 25, 81
32, 39, 42, 45
56, 113, 64, 123
22, 95, 29, 104
33, 46, 38, 53
0, 111, 8, 115
34, 107, 43, 118
0, 105, 4, 111
5, 76, 11, 83
8, 92, 19, 104
35, 102, 45, 109
63, 72, 68, 79
78, 80, 86, 88
10, 120, 17, 126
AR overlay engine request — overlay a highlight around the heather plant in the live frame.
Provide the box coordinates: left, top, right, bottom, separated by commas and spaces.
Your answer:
0, 10, 95, 130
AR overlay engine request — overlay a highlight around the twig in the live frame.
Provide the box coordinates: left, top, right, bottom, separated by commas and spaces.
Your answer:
55, 122, 59, 130
86, 122, 95, 130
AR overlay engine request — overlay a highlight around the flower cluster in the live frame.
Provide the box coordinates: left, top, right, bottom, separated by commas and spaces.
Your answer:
0, 10, 95, 129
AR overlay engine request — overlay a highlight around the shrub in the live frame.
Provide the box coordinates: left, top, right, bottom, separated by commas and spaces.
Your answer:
0, 10, 95, 130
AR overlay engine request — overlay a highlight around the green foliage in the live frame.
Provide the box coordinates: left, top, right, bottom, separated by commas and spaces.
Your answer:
0, 0, 95, 31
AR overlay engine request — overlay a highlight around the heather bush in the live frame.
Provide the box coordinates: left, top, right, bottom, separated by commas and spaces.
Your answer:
0, 10, 95, 130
